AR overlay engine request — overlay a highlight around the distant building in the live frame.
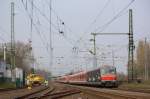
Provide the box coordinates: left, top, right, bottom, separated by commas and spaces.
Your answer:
0, 61, 6, 77
0, 61, 12, 78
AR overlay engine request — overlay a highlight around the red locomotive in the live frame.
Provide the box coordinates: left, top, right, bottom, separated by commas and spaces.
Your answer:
57, 65, 118, 87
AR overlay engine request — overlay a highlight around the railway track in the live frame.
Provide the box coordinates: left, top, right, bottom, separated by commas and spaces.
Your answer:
59, 83, 150, 99
0, 87, 26, 92
114, 87, 150, 94
14, 86, 53, 99
14, 84, 81, 99
83, 88, 137, 99
2, 82, 149, 99
0, 85, 48, 99
38, 89, 81, 99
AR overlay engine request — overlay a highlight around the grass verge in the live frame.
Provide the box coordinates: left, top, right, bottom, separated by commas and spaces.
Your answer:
0, 82, 16, 89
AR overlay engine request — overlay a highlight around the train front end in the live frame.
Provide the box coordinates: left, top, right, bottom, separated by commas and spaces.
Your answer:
100, 66, 118, 87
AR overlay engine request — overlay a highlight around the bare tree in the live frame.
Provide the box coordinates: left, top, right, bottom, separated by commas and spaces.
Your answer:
136, 40, 150, 80
147, 44, 150, 79
0, 41, 33, 72
136, 40, 145, 78
15, 41, 33, 72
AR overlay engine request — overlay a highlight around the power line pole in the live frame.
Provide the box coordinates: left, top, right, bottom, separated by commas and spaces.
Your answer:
91, 33, 97, 68
3, 43, 6, 62
145, 37, 148, 80
11, 2, 15, 69
30, 0, 34, 73
128, 9, 135, 82
112, 49, 115, 67
49, 0, 53, 70
30, 0, 33, 42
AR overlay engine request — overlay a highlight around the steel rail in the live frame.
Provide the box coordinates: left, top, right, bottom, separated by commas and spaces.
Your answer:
39, 89, 81, 99
0, 87, 26, 92
14, 86, 49, 99
64, 84, 150, 99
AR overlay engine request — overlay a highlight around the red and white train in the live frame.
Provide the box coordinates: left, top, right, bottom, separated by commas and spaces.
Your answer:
56, 65, 118, 87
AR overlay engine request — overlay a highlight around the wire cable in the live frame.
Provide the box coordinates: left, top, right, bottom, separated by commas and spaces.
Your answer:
74, 0, 135, 50
0, 25, 10, 42
84, 0, 111, 33
21, 0, 49, 55
94, 0, 135, 32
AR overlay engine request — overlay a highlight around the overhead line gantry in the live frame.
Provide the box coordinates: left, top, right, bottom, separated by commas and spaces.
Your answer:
90, 9, 134, 82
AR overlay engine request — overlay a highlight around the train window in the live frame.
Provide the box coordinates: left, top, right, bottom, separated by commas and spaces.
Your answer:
101, 69, 105, 75
109, 68, 116, 74
101, 68, 116, 75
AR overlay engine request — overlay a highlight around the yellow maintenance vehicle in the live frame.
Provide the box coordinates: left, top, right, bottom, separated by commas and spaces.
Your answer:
26, 74, 45, 87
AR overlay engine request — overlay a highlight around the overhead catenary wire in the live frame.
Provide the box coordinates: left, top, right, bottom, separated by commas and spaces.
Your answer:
50, 0, 135, 68
36, 16, 49, 45
84, 0, 111, 33
21, 0, 49, 55
96, 39, 142, 64
22, 0, 48, 44
21, 0, 137, 69
0, 26, 10, 37
0, 26, 10, 42
44, 0, 77, 45
27, 0, 60, 31
74, 0, 111, 46
29, 0, 77, 47
94, 0, 135, 32
23, 1, 76, 69
29, 0, 98, 53
74, 0, 135, 52
72, 0, 111, 54
22, 0, 76, 66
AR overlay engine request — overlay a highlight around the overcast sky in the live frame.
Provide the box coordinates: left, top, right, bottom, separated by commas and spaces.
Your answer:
0, 0, 150, 76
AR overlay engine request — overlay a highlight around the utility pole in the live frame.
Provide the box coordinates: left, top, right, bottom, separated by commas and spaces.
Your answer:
11, 2, 15, 69
30, 0, 34, 73
30, 0, 33, 41
112, 49, 115, 67
128, 9, 134, 82
91, 33, 97, 68
93, 34, 96, 55
49, 0, 53, 70
145, 37, 148, 80
3, 43, 6, 62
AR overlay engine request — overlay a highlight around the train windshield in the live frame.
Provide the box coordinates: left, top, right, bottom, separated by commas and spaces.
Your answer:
101, 67, 116, 75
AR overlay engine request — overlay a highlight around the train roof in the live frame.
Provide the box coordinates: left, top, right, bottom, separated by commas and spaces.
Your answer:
100, 65, 115, 68
58, 65, 116, 78
86, 65, 115, 72
68, 71, 86, 76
